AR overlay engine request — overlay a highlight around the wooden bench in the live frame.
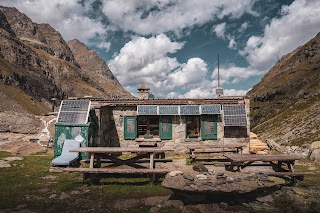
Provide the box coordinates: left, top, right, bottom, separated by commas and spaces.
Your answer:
262, 172, 314, 185
187, 144, 245, 162
224, 154, 305, 185
63, 167, 170, 183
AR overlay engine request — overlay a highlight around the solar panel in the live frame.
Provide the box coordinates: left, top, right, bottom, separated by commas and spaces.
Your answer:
224, 115, 247, 126
223, 104, 246, 116
180, 105, 200, 115
201, 105, 221, 114
60, 100, 90, 112
159, 106, 179, 115
137, 105, 158, 115
223, 104, 247, 126
57, 100, 91, 124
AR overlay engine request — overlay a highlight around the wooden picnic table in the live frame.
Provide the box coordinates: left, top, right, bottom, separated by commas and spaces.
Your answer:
70, 147, 174, 169
187, 143, 245, 161
224, 153, 301, 171
223, 153, 305, 184
68, 147, 174, 183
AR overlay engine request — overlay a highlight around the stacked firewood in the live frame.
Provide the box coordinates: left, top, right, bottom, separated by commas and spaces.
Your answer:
249, 132, 270, 154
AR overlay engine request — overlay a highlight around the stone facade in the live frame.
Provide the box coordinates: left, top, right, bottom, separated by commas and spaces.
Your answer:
98, 101, 250, 150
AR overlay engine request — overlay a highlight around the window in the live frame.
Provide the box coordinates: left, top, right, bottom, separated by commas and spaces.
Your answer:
137, 116, 159, 138
186, 116, 200, 138
201, 115, 218, 140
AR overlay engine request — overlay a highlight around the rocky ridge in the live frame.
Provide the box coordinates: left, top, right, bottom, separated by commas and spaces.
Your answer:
0, 6, 132, 117
248, 32, 320, 146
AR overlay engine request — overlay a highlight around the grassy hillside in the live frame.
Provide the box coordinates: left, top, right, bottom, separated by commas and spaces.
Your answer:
248, 33, 320, 145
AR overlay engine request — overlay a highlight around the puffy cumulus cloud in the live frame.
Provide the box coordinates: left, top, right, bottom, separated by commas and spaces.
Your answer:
108, 34, 183, 92
101, 0, 256, 35
109, 34, 215, 97
0, 0, 107, 42
165, 58, 208, 90
212, 65, 263, 85
212, 23, 227, 39
241, 0, 320, 70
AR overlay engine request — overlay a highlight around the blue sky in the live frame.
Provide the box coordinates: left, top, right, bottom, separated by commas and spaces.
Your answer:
1, 0, 320, 97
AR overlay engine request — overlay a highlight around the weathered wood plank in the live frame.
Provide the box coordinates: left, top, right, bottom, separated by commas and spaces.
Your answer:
63, 167, 170, 174
224, 154, 301, 163
70, 147, 174, 153
262, 172, 314, 176
187, 144, 245, 150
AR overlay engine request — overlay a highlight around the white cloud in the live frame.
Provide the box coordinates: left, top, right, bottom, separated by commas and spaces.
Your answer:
0, 0, 107, 42
212, 65, 263, 84
101, 0, 256, 35
212, 22, 227, 39
172, 86, 248, 98
241, 0, 320, 70
223, 89, 248, 96
108, 34, 183, 93
97, 42, 111, 52
165, 58, 208, 90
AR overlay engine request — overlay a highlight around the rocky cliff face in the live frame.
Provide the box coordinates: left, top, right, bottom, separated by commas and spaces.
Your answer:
248, 33, 320, 146
0, 6, 132, 117
68, 39, 131, 98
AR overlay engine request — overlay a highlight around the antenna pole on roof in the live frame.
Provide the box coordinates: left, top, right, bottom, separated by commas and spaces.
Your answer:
218, 54, 220, 89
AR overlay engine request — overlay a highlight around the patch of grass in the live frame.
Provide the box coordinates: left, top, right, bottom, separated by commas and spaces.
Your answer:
0, 151, 172, 212
273, 195, 303, 213
0, 151, 13, 158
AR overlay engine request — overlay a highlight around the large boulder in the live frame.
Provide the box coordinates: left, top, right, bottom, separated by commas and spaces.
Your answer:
0, 111, 40, 134
310, 149, 320, 163
310, 141, 320, 151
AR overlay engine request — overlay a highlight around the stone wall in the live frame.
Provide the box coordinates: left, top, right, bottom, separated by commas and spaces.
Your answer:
98, 106, 249, 149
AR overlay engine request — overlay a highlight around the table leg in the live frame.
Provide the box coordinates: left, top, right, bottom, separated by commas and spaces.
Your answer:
89, 153, 94, 169
96, 155, 101, 168
150, 152, 154, 169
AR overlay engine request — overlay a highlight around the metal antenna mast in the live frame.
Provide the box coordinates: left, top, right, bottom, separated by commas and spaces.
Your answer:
218, 54, 220, 89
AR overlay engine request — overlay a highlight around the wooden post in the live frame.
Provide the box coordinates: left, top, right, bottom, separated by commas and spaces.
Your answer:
89, 153, 94, 169
150, 153, 154, 169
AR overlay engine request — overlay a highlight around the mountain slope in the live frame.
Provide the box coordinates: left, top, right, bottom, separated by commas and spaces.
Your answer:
0, 6, 131, 115
68, 39, 131, 98
248, 33, 320, 146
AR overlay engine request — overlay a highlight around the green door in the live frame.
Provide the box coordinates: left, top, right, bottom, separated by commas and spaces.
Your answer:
160, 116, 172, 140
201, 115, 218, 140
124, 116, 137, 139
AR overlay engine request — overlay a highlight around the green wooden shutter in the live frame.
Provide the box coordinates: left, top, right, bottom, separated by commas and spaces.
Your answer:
201, 115, 218, 140
124, 116, 136, 139
160, 116, 172, 140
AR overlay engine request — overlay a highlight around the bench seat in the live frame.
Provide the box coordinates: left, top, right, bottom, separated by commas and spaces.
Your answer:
63, 167, 170, 174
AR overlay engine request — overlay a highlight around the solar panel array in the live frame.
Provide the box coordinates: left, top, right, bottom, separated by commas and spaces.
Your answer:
159, 106, 179, 115
201, 105, 221, 114
180, 105, 200, 115
57, 100, 91, 124
137, 105, 158, 115
223, 104, 247, 126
